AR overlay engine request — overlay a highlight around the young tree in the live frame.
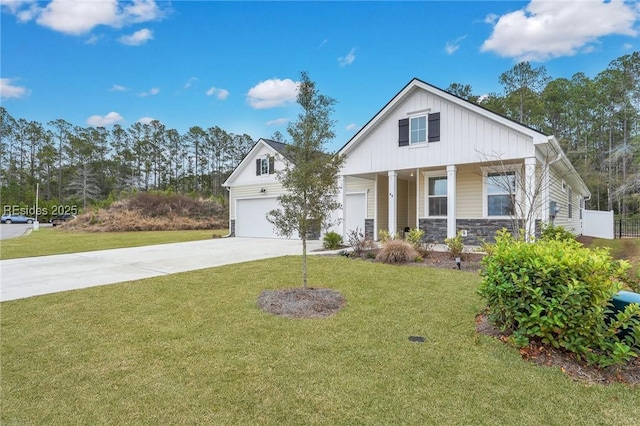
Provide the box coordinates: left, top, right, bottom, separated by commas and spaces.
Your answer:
267, 72, 345, 290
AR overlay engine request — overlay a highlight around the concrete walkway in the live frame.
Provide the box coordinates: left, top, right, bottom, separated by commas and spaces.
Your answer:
0, 238, 323, 302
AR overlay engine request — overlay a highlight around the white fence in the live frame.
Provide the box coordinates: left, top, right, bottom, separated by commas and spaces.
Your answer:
582, 209, 614, 239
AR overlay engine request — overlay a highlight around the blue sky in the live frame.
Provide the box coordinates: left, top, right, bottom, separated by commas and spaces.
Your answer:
1, 0, 639, 152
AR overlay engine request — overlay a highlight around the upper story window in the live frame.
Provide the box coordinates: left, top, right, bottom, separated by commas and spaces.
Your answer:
410, 116, 427, 144
398, 113, 440, 147
256, 156, 275, 176
486, 171, 516, 216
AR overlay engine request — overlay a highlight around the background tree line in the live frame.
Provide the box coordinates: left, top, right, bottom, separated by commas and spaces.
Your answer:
447, 52, 640, 217
0, 113, 254, 210
1, 52, 638, 216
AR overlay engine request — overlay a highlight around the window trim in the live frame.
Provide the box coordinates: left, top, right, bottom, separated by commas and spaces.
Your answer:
481, 165, 521, 218
422, 171, 447, 217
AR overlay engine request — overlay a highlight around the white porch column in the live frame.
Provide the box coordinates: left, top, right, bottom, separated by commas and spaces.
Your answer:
446, 165, 457, 239
524, 157, 536, 241
338, 175, 346, 237
388, 170, 397, 236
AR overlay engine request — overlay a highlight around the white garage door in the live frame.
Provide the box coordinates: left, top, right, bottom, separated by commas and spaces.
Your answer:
345, 193, 366, 235
236, 197, 284, 238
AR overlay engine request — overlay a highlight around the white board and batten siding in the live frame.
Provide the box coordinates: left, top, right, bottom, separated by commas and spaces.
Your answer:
341, 89, 536, 176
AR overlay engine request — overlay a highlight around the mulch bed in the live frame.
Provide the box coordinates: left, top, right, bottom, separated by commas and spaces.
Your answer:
476, 314, 640, 386
257, 287, 346, 319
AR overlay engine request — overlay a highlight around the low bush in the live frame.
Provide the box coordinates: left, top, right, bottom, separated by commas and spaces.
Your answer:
323, 231, 343, 250
375, 239, 419, 265
347, 228, 376, 257
478, 229, 640, 367
540, 223, 576, 242
405, 228, 425, 250
444, 231, 465, 259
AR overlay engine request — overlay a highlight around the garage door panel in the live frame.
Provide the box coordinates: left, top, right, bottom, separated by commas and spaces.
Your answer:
236, 197, 285, 238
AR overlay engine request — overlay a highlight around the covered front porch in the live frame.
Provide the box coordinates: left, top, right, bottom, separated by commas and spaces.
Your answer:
340, 158, 539, 244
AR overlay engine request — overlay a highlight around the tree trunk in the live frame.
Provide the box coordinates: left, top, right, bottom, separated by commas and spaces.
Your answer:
302, 236, 307, 291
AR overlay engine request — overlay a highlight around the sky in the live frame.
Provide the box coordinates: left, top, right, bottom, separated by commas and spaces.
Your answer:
1, 0, 639, 152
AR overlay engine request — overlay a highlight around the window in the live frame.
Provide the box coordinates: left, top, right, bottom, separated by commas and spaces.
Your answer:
487, 171, 516, 216
398, 113, 440, 146
255, 156, 275, 176
428, 176, 447, 216
568, 187, 573, 219
410, 116, 427, 144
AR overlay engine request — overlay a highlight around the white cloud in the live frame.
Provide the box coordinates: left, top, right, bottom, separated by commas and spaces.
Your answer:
206, 87, 230, 100
247, 78, 299, 109
109, 84, 128, 92
137, 116, 155, 124
118, 28, 153, 46
184, 77, 197, 89
338, 48, 356, 67
623, 42, 634, 50
124, 0, 164, 23
267, 118, 288, 126
345, 123, 357, 131
484, 13, 498, 24
36, 0, 121, 35
445, 35, 466, 55
139, 87, 160, 97
318, 39, 328, 48
0, 78, 30, 99
481, 0, 639, 61
4, 0, 165, 36
86, 111, 124, 127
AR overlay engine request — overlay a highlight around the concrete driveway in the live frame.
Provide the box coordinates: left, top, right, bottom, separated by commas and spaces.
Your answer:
0, 237, 324, 302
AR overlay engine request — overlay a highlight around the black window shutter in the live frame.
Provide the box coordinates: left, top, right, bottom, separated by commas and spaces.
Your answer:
428, 113, 440, 142
256, 159, 261, 175
398, 118, 409, 147
269, 157, 275, 174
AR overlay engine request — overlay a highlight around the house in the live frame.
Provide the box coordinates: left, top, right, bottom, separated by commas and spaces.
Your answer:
224, 78, 591, 244
223, 138, 289, 238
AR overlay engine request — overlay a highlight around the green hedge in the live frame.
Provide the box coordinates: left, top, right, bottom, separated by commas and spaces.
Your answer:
479, 229, 640, 367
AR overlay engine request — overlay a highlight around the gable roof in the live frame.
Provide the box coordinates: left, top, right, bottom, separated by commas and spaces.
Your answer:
339, 78, 551, 156
222, 138, 286, 187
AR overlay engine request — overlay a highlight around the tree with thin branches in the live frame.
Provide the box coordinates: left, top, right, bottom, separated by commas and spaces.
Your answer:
267, 72, 344, 290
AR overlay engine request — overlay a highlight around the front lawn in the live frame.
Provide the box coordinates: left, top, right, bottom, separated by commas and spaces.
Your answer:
0, 228, 227, 260
1, 256, 638, 424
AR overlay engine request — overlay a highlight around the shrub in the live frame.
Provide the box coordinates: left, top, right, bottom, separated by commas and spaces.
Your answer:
405, 228, 425, 250
540, 223, 576, 242
347, 228, 376, 257
478, 229, 640, 367
323, 231, 343, 250
444, 231, 465, 259
378, 229, 392, 243
375, 239, 419, 264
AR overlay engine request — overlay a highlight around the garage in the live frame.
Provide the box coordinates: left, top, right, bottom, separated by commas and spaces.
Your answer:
235, 197, 285, 238
345, 193, 366, 235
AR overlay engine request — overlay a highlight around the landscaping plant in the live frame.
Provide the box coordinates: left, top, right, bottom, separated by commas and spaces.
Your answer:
540, 223, 576, 242
375, 239, 419, 265
322, 231, 343, 250
444, 231, 465, 259
405, 228, 425, 250
479, 229, 640, 367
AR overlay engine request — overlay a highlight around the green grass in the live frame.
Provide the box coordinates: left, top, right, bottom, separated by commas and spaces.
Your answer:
1, 256, 638, 425
0, 228, 228, 260
583, 238, 640, 262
